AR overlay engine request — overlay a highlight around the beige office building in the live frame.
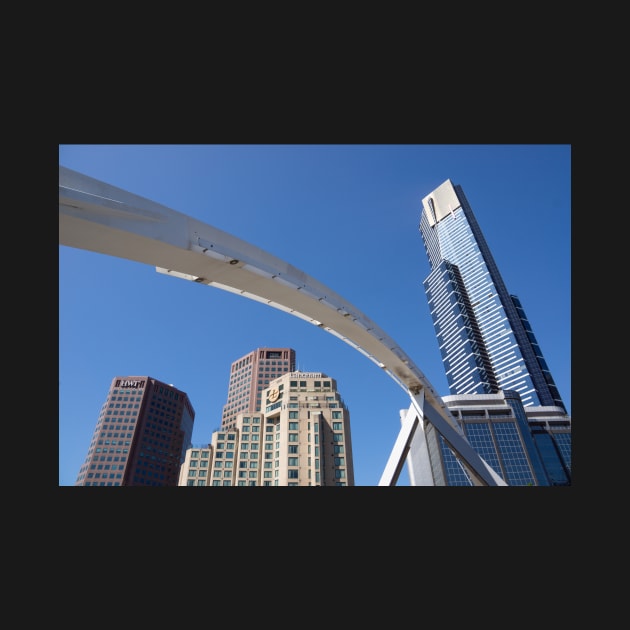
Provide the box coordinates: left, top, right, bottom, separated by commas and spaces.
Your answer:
179, 371, 354, 486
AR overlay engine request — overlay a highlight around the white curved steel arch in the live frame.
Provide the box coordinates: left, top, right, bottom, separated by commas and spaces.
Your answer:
59, 166, 505, 486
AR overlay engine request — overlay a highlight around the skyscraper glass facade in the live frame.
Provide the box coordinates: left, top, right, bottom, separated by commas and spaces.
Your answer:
420, 179, 565, 411
419, 180, 570, 485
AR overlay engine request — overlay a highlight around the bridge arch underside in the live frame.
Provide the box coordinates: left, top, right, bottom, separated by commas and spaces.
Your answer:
59, 166, 504, 486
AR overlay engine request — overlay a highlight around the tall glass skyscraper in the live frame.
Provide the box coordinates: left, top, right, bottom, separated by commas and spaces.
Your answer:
420, 179, 565, 411
418, 180, 570, 485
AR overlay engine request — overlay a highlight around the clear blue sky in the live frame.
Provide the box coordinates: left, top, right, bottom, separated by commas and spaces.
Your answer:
59, 144, 571, 486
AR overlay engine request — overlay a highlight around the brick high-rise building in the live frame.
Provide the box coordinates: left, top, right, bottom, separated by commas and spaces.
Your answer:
74, 376, 195, 486
221, 347, 295, 429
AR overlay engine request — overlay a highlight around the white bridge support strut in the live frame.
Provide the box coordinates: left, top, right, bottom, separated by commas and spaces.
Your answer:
59, 166, 507, 486
379, 391, 507, 486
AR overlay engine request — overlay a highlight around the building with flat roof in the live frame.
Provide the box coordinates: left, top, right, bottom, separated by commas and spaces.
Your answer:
221, 347, 296, 429
75, 376, 195, 486
411, 391, 571, 486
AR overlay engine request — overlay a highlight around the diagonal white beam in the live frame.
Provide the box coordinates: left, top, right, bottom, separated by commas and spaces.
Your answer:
379, 405, 420, 486
412, 395, 507, 486
402, 391, 435, 486
380, 391, 506, 486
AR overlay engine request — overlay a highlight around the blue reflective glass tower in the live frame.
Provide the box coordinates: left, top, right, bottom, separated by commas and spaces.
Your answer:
419, 180, 570, 485
420, 179, 565, 410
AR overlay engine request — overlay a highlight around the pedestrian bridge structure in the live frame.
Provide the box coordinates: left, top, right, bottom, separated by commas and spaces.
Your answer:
59, 166, 506, 486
